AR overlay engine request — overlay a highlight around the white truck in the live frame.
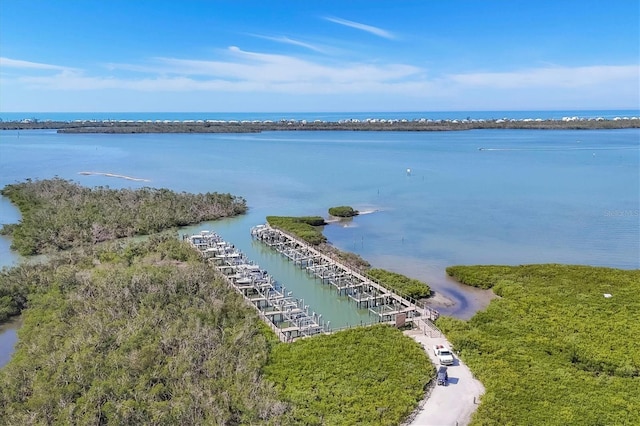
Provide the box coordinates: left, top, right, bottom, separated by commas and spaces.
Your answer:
433, 344, 454, 365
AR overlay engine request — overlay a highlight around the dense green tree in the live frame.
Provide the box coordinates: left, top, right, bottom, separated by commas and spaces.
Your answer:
1, 178, 247, 255
367, 269, 431, 300
441, 264, 640, 425
328, 206, 359, 217
0, 237, 287, 425
265, 325, 433, 426
266, 216, 327, 245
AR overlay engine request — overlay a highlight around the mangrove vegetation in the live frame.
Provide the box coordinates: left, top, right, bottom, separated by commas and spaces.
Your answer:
367, 269, 431, 300
440, 264, 640, 425
0, 236, 288, 425
1, 181, 434, 425
264, 324, 434, 426
0, 178, 247, 255
266, 215, 327, 245
328, 206, 359, 218
0, 236, 433, 425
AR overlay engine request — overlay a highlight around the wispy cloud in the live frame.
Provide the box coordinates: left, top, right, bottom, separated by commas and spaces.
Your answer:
8, 47, 422, 95
4, 51, 638, 111
450, 65, 640, 89
102, 46, 422, 86
249, 34, 326, 53
324, 17, 395, 39
0, 57, 78, 71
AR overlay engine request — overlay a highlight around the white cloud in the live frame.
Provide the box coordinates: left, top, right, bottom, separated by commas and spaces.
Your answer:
84, 47, 423, 91
324, 17, 395, 40
2, 51, 638, 111
0, 57, 77, 72
248, 34, 326, 53
450, 65, 640, 89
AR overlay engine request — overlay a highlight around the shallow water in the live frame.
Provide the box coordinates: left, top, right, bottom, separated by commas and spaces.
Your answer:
0, 128, 638, 322
0, 316, 22, 368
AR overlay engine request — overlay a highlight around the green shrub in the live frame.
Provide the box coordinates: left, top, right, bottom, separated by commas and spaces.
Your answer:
440, 264, 640, 425
0, 239, 286, 424
264, 325, 433, 425
328, 206, 359, 217
266, 216, 327, 245
367, 268, 430, 299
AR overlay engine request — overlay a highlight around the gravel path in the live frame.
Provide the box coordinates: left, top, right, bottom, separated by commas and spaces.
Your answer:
404, 329, 485, 426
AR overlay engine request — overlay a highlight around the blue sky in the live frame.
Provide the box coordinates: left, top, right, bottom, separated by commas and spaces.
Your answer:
0, 0, 638, 112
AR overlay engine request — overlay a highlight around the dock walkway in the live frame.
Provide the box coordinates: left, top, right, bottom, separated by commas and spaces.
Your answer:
251, 224, 439, 326
188, 230, 326, 342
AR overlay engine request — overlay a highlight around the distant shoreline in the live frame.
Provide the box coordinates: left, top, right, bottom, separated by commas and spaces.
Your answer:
2, 118, 639, 133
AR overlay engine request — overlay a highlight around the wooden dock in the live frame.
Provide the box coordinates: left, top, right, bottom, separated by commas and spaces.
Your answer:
187, 230, 326, 342
250, 224, 439, 324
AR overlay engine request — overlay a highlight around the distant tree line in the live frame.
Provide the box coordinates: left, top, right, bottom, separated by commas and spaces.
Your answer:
2, 118, 639, 133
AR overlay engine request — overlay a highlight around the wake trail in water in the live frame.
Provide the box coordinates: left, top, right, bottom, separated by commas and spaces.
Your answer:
78, 171, 150, 182
478, 146, 638, 152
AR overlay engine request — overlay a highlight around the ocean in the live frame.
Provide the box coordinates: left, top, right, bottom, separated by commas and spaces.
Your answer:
0, 113, 639, 366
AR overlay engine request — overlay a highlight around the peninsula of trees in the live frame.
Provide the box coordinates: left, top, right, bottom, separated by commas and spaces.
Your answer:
0, 178, 247, 255
265, 215, 431, 299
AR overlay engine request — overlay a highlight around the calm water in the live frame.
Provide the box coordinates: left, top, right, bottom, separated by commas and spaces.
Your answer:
0, 316, 22, 367
1, 127, 639, 366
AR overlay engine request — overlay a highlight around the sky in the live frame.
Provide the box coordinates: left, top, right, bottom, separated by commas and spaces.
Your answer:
0, 0, 638, 112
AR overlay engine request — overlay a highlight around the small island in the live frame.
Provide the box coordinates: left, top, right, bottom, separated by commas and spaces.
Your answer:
328, 205, 359, 218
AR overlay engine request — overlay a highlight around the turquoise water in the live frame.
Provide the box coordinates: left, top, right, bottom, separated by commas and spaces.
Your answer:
0, 128, 638, 317
181, 221, 377, 329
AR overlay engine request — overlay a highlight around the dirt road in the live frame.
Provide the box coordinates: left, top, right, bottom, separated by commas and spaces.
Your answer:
404, 329, 484, 426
